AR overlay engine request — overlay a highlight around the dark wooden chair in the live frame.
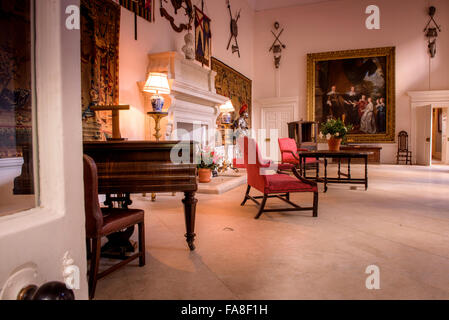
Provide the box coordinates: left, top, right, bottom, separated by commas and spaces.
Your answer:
238, 137, 318, 219
83, 155, 146, 299
396, 131, 412, 165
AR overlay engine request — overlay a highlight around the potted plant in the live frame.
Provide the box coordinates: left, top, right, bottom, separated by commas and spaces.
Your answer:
197, 146, 221, 183
319, 118, 352, 151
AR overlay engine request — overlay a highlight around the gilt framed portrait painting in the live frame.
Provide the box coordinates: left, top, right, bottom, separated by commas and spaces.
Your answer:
307, 47, 395, 143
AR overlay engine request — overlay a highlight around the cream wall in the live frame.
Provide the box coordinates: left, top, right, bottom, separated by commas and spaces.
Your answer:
253, 0, 449, 163
115, 0, 255, 140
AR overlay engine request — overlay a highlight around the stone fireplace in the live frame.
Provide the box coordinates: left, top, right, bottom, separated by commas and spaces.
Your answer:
139, 52, 228, 147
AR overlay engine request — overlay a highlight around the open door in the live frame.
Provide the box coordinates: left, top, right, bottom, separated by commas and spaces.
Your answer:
415, 105, 432, 166
0, 0, 87, 300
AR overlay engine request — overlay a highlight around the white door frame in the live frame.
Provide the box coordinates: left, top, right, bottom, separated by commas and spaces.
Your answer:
0, 0, 87, 299
258, 97, 298, 161
258, 96, 299, 131
408, 91, 449, 165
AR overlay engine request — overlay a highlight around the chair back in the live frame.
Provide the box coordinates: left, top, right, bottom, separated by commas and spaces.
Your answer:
237, 137, 269, 192
83, 154, 104, 238
398, 131, 409, 152
278, 138, 298, 163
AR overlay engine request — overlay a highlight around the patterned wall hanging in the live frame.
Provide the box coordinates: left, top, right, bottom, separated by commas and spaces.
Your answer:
211, 57, 252, 128
81, 0, 121, 141
119, 0, 153, 22
119, 0, 154, 40
0, 0, 32, 158
194, 5, 211, 67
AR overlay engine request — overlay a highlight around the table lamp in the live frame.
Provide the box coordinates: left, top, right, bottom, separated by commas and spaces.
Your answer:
220, 100, 235, 124
143, 72, 171, 112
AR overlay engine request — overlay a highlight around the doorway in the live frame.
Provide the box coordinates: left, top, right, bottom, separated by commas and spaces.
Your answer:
432, 108, 443, 163
261, 106, 294, 160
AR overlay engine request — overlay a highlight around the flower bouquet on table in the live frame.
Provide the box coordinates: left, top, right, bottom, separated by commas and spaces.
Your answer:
319, 118, 352, 151
197, 146, 222, 183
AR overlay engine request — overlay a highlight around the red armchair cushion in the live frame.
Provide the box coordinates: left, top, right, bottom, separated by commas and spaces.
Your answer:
278, 138, 320, 165
265, 174, 318, 193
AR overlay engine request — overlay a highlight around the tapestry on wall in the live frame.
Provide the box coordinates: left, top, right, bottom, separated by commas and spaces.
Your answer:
0, 0, 32, 158
211, 57, 252, 129
119, 0, 153, 22
307, 47, 395, 143
81, 0, 121, 141
194, 6, 211, 67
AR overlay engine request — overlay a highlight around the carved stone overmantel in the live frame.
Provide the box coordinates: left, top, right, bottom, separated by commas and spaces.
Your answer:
139, 52, 228, 145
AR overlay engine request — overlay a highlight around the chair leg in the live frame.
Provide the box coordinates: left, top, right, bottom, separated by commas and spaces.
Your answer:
255, 194, 268, 219
286, 192, 290, 201
86, 238, 91, 260
241, 185, 251, 206
313, 192, 319, 217
138, 221, 146, 267
88, 237, 101, 300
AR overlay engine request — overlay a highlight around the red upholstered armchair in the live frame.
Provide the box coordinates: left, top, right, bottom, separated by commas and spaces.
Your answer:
278, 138, 320, 174
238, 137, 318, 219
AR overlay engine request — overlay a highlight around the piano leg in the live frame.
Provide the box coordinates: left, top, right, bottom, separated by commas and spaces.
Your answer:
182, 192, 198, 251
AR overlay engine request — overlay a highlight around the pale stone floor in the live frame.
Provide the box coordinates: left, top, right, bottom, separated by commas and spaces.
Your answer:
94, 164, 449, 300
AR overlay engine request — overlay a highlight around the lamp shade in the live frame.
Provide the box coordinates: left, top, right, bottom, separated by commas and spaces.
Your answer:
143, 72, 171, 95
220, 100, 235, 113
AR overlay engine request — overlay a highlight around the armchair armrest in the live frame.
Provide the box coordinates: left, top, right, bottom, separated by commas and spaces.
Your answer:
291, 166, 317, 187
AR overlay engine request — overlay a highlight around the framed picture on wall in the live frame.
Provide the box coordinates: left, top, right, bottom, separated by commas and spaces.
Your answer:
307, 47, 396, 143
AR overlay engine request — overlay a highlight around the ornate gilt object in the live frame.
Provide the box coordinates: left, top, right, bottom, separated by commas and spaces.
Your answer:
307, 47, 395, 143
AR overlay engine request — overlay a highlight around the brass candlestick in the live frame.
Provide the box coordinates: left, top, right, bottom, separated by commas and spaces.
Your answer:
148, 112, 169, 141
147, 112, 169, 201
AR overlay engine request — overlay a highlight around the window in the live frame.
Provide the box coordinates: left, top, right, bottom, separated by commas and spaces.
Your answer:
0, 0, 36, 216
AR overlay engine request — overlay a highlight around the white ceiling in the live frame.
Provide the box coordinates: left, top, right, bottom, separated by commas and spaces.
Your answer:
248, 0, 339, 12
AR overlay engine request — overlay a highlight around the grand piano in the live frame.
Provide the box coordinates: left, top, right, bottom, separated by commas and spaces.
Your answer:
83, 141, 198, 250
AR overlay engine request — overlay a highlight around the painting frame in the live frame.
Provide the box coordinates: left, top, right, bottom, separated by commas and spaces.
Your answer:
307, 47, 396, 143
211, 57, 252, 129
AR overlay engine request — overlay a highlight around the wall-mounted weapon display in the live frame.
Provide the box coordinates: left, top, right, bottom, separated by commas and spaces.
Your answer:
423, 6, 442, 58
269, 21, 286, 68
226, 0, 240, 57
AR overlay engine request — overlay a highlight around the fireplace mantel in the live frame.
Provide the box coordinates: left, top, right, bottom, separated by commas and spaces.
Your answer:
139, 52, 228, 145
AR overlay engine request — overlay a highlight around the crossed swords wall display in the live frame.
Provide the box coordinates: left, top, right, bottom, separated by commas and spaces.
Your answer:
226, 0, 241, 57
269, 22, 286, 68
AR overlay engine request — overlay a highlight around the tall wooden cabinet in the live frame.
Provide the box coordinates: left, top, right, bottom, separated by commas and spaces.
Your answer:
287, 121, 318, 151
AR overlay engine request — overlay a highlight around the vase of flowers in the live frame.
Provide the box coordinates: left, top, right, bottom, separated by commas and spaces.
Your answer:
197, 146, 221, 183
319, 119, 352, 151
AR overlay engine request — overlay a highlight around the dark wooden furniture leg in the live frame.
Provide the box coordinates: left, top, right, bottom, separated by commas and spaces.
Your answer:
138, 221, 145, 266
324, 158, 328, 193
338, 158, 341, 179
316, 157, 319, 179
183, 192, 198, 251
255, 194, 268, 219
365, 155, 368, 190
348, 158, 351, 179
313, 192, 318, 217
88, 238, 101, 300
241, 186, 251, 206
86, 238, 91, 260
